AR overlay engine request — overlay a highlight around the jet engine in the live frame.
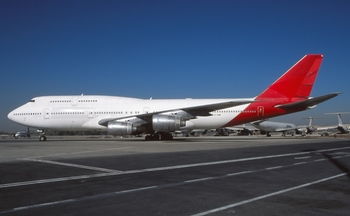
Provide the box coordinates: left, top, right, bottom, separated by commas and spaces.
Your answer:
108, 122, 144, 136
152, 115, 186, 132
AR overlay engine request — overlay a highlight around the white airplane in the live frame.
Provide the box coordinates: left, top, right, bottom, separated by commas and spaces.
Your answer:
7, 54, 340, 141
14, 130, 31, 139
251, 120, 304, 137
318, 112, 350, 134
252, 116, 321, 137
301, 117, 320, 134
221, 124, 257, 136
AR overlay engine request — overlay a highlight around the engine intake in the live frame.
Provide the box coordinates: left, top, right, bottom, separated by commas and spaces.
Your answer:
152, 115, 186, 132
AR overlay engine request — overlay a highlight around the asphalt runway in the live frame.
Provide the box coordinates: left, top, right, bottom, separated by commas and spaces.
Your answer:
1, 136, 350, 215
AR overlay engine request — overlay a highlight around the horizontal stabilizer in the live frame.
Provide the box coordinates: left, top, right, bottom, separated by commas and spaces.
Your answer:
275, 92, 341, 110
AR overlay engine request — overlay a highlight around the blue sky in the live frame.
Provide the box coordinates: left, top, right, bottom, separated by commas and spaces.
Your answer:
1, 0, 350, 132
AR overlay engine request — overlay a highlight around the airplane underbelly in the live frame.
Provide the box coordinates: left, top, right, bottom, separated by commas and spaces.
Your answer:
27, 118, 86, 130
183, 114, 236, 130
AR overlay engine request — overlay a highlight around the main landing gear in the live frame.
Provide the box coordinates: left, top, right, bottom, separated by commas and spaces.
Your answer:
38, 130, 47, 141
145, 132, 173, 141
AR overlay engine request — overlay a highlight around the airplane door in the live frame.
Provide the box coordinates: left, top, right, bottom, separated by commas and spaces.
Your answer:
87, 108, 94, 118
143, 107, 149, 114
44, 108, 50, 119
72, 96, 78, 106
257, 106, 264, 117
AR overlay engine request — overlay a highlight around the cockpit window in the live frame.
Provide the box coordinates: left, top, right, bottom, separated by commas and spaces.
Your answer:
29, 99, 35, 103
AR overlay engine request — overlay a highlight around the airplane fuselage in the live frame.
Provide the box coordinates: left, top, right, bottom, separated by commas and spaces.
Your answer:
8, 95, 263, 131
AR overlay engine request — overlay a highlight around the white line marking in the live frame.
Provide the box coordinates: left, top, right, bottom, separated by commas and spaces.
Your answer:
22, 147, 134, 159
191, 173, 348, 216
2, 146, 350, 189
2, 153, 349, 215
185, 177, 213, 183
2, 171, 347, 215
265, 166, 282, 170
0, 186, 158, 214
293, 162, 306, 165
115, 186, 158, 194
227, 171, 253, 176
12, 199, 76, 211
23, 158, 120, 173
316, 146, 350, 153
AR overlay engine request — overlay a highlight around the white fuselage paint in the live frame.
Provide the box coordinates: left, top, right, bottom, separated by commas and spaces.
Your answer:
8, 95, 252, 131
252, 121, 297, 132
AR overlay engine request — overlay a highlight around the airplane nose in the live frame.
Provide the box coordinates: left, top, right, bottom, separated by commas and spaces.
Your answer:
7, 109, 16, 122
7, 110, 14, 121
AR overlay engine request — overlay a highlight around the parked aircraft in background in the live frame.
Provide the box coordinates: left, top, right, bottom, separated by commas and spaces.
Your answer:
14, 130, 30, 139
7, 54, 340, 141
1, 134, 10, 139
318, 112, 350, 134
220, 124, 257, 136
251, 120, 305, 137
250, 116, 320, 137
301, 117, 320, 134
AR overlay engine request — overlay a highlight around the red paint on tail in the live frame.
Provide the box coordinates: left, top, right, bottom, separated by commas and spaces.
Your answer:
224, 54, 324, 127
256, 54, 323, 102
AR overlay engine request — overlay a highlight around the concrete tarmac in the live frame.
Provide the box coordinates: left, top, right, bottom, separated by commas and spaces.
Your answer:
1, 136, 350, 215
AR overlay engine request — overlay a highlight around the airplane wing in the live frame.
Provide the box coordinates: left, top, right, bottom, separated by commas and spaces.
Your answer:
98, 99, 254, 127
275, 92, 341, 110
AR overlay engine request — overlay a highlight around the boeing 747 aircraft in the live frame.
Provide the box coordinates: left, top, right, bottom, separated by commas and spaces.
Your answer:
8, 54, 340, 141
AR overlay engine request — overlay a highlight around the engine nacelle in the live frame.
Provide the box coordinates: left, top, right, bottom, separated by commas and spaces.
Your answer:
152, 115, 186, 132
108, 122, 141, 136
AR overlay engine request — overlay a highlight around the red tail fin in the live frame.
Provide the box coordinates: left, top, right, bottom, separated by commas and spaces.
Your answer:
257, 54, 323, 102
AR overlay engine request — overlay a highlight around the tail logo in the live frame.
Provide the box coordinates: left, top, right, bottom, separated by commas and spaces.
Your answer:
257, 106, 264, 116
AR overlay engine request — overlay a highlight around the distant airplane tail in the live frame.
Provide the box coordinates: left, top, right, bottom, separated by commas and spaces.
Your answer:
256, 54, 323, 102
337, 114, 343, 126
325, 112, 350, 126
325, 112, 350, 134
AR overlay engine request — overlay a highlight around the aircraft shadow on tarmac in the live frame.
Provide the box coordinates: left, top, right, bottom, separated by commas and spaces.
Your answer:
322, 153, 350, 180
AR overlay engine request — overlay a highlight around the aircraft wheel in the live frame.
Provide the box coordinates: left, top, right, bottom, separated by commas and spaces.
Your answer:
39, 136, 47, 141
